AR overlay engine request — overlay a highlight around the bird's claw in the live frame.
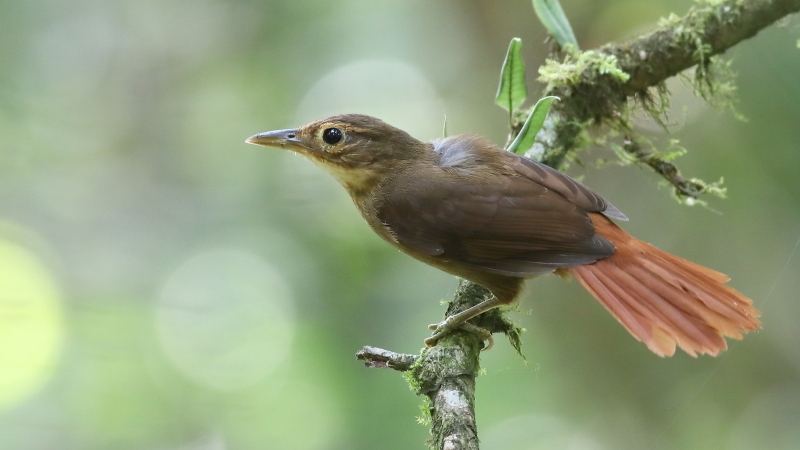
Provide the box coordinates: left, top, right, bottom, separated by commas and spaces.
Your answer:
427, 316, 456, 331
424, 319, 493, 351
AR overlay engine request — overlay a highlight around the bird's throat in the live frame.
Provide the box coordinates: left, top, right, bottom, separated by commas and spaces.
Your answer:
306, 156, 382, 196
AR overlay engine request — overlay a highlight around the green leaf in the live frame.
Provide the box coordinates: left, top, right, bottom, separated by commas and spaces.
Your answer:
495, 38, 527, 115
532, 0, 579, 50
507, 96, 559, 155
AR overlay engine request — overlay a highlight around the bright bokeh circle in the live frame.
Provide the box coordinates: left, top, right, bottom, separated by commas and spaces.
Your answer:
157, 248, 296, 391
0, 238, 64, 412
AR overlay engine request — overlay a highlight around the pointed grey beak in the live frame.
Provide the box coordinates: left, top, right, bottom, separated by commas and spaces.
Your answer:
245, 128, 303, 149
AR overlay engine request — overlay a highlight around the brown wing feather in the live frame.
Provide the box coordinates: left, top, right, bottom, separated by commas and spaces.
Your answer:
377, 140, 617, 276
511, 155, 627, 220
432, 135, 627, 220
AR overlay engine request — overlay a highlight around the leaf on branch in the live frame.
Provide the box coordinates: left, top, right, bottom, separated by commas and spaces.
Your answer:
532, 0, 579, 50
507, 96, 559, 155
495, 38, 527, 116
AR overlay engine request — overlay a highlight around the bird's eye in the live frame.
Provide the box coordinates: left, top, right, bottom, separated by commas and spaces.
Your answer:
322, 127, 343, 145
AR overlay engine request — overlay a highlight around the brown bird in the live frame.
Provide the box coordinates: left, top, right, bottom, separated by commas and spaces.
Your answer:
246, 114, 760, 357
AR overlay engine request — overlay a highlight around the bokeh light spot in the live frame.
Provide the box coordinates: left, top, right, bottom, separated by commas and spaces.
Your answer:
157, 248, 295, 390
728, 385, 800, 450
223, 379, 341, 450
295, 59, 445, 141
482, 414, 604, 450
0, 238, 64, 412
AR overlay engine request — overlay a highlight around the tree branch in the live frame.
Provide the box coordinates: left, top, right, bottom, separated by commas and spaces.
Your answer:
609, 0, 800, 95
358, 280, 510, 450
542, 0, 800, 169
621, 136, 707, 199
356, 346, 418, 371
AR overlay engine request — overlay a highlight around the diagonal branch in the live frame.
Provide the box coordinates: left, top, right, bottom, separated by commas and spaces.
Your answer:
621, 136, 707, 199
542, 0, 800, 171
608, 0, 800, 95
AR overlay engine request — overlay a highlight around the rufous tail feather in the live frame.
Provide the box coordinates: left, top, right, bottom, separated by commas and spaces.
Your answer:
560, 213, 761, 357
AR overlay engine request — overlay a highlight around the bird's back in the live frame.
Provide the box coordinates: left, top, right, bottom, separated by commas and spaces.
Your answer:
363, 134, 619, 302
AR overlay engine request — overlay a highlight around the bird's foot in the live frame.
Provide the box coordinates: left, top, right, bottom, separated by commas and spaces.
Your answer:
425, 318, 494, 351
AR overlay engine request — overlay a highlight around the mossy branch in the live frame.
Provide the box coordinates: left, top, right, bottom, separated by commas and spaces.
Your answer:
539, 0, 800, 177
357, 280, 521, 450
616, 135, 727, 202
608, 0, 800, 95
356, 347, 418, 371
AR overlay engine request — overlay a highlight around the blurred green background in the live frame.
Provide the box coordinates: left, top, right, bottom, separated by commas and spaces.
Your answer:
1, 0, 799, 449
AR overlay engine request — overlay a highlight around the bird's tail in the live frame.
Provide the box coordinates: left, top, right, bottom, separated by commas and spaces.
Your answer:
560, 213, 761, 357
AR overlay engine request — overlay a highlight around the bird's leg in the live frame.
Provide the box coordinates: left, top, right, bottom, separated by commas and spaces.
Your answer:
425, 296, 503, 349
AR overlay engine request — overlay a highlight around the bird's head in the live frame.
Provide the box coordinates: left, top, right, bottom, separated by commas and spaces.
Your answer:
246, 114, 427, 193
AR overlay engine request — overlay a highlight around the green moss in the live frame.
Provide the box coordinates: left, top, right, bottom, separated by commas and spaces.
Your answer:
609, 134, 728, 204
402, 373, 418, 392
404, 333, 482, 448
695, 0, 727, 6
675, 177, 727, 206
549, 0, 744, 201
402, 347, 434, 427
534, 0, 750, 196
536, 45, 632, 169
538, 45, 630, 92
656, 1, 746, 120
689, 56, 745, 120
610, 137, 686, 165
658, 13, 682, 28
415, 396, 432, 426
487, 307, 526, 361
403, 352, 425, 395
635, 81, 671, 130
405, 334, 480, 394
504, 322, 526, 362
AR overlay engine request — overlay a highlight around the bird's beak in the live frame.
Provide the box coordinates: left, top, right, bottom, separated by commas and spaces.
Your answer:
245, 128, 305, 151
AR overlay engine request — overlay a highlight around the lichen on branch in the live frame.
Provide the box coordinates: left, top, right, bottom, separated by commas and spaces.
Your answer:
608, 0, 800, 95
613, 136, 727, 203
537, 0, 800, 196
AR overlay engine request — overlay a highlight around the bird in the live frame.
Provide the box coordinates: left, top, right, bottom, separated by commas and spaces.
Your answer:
246, 114, 760, 357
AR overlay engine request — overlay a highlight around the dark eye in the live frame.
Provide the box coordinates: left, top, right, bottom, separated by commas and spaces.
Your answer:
322, 127, 343, 145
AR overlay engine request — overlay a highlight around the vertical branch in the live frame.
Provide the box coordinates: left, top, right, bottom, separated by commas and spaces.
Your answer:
410, 281, 492, 449
358, 280, 492, 449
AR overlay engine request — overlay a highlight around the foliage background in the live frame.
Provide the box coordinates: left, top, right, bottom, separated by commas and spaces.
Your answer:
1, 0, 799, 449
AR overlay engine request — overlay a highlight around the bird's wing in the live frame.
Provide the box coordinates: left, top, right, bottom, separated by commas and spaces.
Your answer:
511, 155, 628, 221
378, 168, 616, 277
432, 135, 628, 221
